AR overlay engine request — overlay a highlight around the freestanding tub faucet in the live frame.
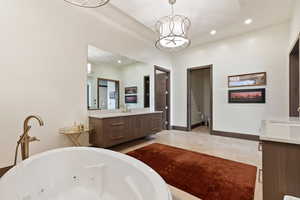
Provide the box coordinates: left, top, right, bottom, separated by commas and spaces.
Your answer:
13, 115, 44, 165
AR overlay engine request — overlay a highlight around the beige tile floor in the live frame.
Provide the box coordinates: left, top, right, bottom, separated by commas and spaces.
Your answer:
111, 128, 262, 200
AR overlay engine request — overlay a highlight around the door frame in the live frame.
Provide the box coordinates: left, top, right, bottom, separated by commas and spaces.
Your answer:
87, 83, 91, 109
289, 34, 300, 117
187, 65, 213, 133
144, 75, 150, 108
154, 65, 171, 130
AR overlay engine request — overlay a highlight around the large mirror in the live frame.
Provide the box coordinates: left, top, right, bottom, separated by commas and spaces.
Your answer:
87, 45, 153, 111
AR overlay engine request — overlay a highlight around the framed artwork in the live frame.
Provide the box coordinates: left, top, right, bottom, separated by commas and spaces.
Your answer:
228, 88, 266, 103
125, 95, 137, 104
228, 72, 266, 88
125, 87, 138, 95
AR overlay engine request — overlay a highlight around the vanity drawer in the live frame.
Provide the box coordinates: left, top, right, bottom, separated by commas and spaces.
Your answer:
104, 117, 125, 127
150, 113, 163, 133
138, 113, 163, 136
102, 117, 130, 147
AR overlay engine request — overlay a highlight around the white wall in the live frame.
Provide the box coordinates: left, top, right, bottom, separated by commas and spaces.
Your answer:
0, 0, 171, 167
91, 63, 122, 81
121, 63, 154, 109
289, 1, 300, 48
172, 23, 290, 135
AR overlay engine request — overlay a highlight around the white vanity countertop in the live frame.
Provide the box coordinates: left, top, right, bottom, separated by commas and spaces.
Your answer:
260, 118, 300, 145
89, 110, 163, 119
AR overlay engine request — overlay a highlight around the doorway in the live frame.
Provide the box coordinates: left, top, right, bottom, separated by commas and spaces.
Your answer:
144, 76, 150, 108
289, 37, 300, 117
155, 66, 170, 130
187, 65, 213, 133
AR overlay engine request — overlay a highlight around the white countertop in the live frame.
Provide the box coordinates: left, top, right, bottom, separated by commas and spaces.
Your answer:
284, 196, 300, 200
89, 110, 163, 119
260, 118, 300, 145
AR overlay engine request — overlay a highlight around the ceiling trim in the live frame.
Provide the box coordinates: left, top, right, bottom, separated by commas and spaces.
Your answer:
81, 4, 156, 45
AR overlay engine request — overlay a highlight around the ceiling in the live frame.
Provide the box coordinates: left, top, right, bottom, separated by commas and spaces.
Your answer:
88, 45, 138, 66
108, 0, 294, 45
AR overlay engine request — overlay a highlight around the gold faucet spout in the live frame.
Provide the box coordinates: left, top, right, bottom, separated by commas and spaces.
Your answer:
23, 115, 44, 131
13, 115, 44, 166
20, 115, 44, 160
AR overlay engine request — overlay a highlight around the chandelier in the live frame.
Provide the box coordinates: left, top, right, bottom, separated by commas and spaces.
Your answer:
155, 0, 191, 51
64, 0, 110, 8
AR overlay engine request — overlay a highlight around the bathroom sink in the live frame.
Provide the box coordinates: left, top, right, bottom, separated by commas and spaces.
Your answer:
267, 119, 300, 126
260, 119, 300, 144
284, 195, 300, 200
269, 121, 300, 126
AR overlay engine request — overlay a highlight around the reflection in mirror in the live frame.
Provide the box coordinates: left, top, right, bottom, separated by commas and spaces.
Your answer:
98, 78, 119, 110
87, 45, 153, 111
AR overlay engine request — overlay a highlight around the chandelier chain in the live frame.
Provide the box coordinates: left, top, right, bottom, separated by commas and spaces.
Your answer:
171, 4, 174, 17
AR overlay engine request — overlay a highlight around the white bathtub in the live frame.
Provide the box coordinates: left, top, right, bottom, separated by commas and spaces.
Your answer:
0, 147, 172, 200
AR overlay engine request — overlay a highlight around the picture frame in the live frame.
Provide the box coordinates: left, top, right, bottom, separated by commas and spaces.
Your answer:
125, 87, 138, 95
228, 72, 267, 88
228, 88, 266, 103
125, 95, 137, 104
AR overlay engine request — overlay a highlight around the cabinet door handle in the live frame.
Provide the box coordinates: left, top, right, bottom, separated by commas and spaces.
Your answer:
258, 142, 263, 152
258, 169, 263, 183
111, 135, 124, 140
111, 122, 125, 126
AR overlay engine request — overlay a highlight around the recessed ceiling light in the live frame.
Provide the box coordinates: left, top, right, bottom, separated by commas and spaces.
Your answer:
118, 60, 122, 64
210, 30, 217, 35
244, 18, 253, 25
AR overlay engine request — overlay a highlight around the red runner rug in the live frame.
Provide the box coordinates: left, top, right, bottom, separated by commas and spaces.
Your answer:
127, 143, 257, 200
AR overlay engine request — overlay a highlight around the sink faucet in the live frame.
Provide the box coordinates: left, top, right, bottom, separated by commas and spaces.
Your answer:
13, 115, 44, 165
122, 104, 131, 113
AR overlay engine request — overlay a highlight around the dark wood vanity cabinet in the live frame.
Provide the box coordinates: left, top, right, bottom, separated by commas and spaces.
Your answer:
89, 113, 163, 148
262, 141, 300, 200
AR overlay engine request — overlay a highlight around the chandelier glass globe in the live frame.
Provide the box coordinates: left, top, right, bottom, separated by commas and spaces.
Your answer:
155, 0, 191, 51
64, 0, 110, 8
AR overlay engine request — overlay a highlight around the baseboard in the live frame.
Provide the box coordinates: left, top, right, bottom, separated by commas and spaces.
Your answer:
171, 126, 188, 131
212, 130, 259, 141
171, 126, 259, 141
191, 122, 205, 129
